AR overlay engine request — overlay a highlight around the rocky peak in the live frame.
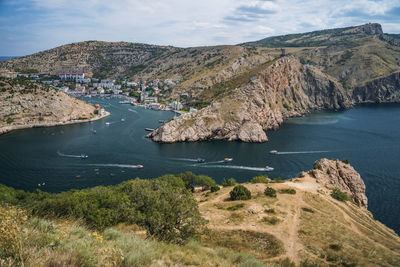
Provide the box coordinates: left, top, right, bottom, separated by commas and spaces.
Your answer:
308, 158, 368, 208
349, 23, 383, 35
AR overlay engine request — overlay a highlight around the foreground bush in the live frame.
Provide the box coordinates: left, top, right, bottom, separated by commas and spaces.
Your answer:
230, 185, 251, 201
279, 188, 296, 194
0, 173, 212, 244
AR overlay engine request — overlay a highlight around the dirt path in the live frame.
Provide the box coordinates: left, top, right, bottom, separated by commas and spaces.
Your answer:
286, 191, 302, 265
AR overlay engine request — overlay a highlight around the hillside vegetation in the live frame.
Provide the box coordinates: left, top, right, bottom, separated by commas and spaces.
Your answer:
1, 160, 399, 266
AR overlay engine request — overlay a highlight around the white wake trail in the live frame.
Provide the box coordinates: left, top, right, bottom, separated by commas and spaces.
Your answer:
57, 151, 82, 158
88, 164, 142, 169
276, 151, 329, 155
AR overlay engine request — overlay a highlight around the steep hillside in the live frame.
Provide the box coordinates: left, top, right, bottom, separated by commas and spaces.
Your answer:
0, 41, 180, 78
1, 159, 399, 266
0, 77, 108, 134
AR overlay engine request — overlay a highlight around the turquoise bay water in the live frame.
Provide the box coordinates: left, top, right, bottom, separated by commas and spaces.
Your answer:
0, 97, 399, 234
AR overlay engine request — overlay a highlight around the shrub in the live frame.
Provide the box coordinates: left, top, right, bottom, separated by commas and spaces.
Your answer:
210, 185, 220, 192
251, 175, 269, 184
301, 207, 314, 213
261, 216, 280, 225
6, 117, 13, 124
331, 188, 349, 202
342, 159, 350, 164
264, 208, 275, 214
226, 203, 245, 211
329, 244, 342, 251
313, 162, 322, 170
229, 185, 251, 201
279, 188, 296, 194
271, 178, 284, 183
221, 178, 237, 187
264, 187, 277, 198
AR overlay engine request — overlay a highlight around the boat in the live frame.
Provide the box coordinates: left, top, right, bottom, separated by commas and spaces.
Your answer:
158, 120, 166, 123
197, 158, 205, 163
121, 118, 125, 122
80, 153, 88, 159
223, 158, 233, 163
105, 122, 110, 126
136, 165, 144, 168
265, 166, 274, 171
269, 150, 278, 155
119, 100, 130, 104
145, 128, 154, 131
90, 128, 97, 134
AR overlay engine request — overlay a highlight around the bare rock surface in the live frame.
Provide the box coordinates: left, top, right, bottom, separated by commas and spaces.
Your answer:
308, 158, 368, 208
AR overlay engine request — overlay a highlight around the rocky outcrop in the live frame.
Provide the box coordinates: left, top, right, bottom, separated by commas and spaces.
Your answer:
0, 78, 107, 134
309, 158, 368, 208
352, 72, 400, 103
148, 56, 352, 143
345, 23, 383, 35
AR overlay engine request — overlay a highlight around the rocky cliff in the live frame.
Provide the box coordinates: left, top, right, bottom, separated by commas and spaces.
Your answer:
0, 77, 107, 134
148, 56, 352, 143
309, 158, 368, 208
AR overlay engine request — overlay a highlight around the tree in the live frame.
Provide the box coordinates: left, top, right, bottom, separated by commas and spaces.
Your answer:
230, 185, 251, 201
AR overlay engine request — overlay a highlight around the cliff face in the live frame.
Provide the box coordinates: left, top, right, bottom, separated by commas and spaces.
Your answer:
0, 78, 104, 134
352, 72, 400, 103
309, 158, 368, 208
148, 56, 352, 143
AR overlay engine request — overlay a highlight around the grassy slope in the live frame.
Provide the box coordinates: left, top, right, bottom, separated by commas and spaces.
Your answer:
2, 174, 399, 266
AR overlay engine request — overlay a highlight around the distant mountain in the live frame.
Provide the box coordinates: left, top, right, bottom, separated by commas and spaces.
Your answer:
0, 56, 18, 62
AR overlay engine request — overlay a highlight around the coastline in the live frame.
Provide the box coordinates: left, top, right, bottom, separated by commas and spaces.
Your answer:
0, 110, 111, 136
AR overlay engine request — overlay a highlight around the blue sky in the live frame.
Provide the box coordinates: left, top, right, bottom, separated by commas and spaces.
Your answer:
0, 0, 399, 56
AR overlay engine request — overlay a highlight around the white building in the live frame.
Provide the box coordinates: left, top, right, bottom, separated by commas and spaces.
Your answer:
59, 73, 85, 80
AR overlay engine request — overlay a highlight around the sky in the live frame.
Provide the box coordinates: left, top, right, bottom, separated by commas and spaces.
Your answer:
0, 0, 400, 56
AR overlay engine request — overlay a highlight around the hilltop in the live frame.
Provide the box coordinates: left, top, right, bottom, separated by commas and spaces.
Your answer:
0, 77, 108, 134
1, 23, 400, 142
0, 159, 399, 266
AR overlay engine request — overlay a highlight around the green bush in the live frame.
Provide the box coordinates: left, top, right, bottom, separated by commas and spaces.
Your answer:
210, 185, 220, 192
342, 159, 350, 164
279, 188, 296, 194
313, 162, 322, 170
329, 244, 342, 251
261, 216, 280, 225
264, 208, 275, 214
271, 178, 284, 183
331, 188, 349, 202
229, 185, 251, 201
251, 175, 269, 184
264, 187, 277, 198
221, 178, 237, 187
226, 203, 245, 211
301, 207, 314, 213
6, 117, 14, 124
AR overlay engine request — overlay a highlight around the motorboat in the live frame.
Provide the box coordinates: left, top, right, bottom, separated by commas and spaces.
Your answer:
223, 158, 233, 163
265, 166, 274, 171
121, 118, 125, 122
269, 150, 278, 155
105, 122, 110, 126
145, 128, 154, 131
136, 165, 144, 168
80, 153, 88, 159
197, 158, 206, 163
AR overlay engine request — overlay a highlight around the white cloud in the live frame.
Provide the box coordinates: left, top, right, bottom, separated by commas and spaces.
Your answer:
0, 0, 399, 55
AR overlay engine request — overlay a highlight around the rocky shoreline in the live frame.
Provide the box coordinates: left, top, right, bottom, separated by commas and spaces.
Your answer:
148, 56, 400, 143
0, 111, 110, 135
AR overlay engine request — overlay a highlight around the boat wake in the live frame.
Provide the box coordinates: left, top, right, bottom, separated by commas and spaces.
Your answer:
170, 157, 199, 162
203, 160, 225, 164
196, 164, 268, 172
276, 151, 329, 155
128, 108, 138, 113
57, 151, 82, 158
88, 164, 142, 169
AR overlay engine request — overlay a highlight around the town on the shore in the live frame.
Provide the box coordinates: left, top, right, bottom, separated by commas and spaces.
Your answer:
2, 70, 196, 113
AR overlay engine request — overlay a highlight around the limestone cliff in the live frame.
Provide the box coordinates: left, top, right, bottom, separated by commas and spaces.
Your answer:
0, 77, 107, 134
148, 56, 352, 143
309, 158, 368, 208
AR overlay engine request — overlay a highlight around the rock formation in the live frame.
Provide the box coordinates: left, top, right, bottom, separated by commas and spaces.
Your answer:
309, 158, 368, 208
148, 56, 352, 143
